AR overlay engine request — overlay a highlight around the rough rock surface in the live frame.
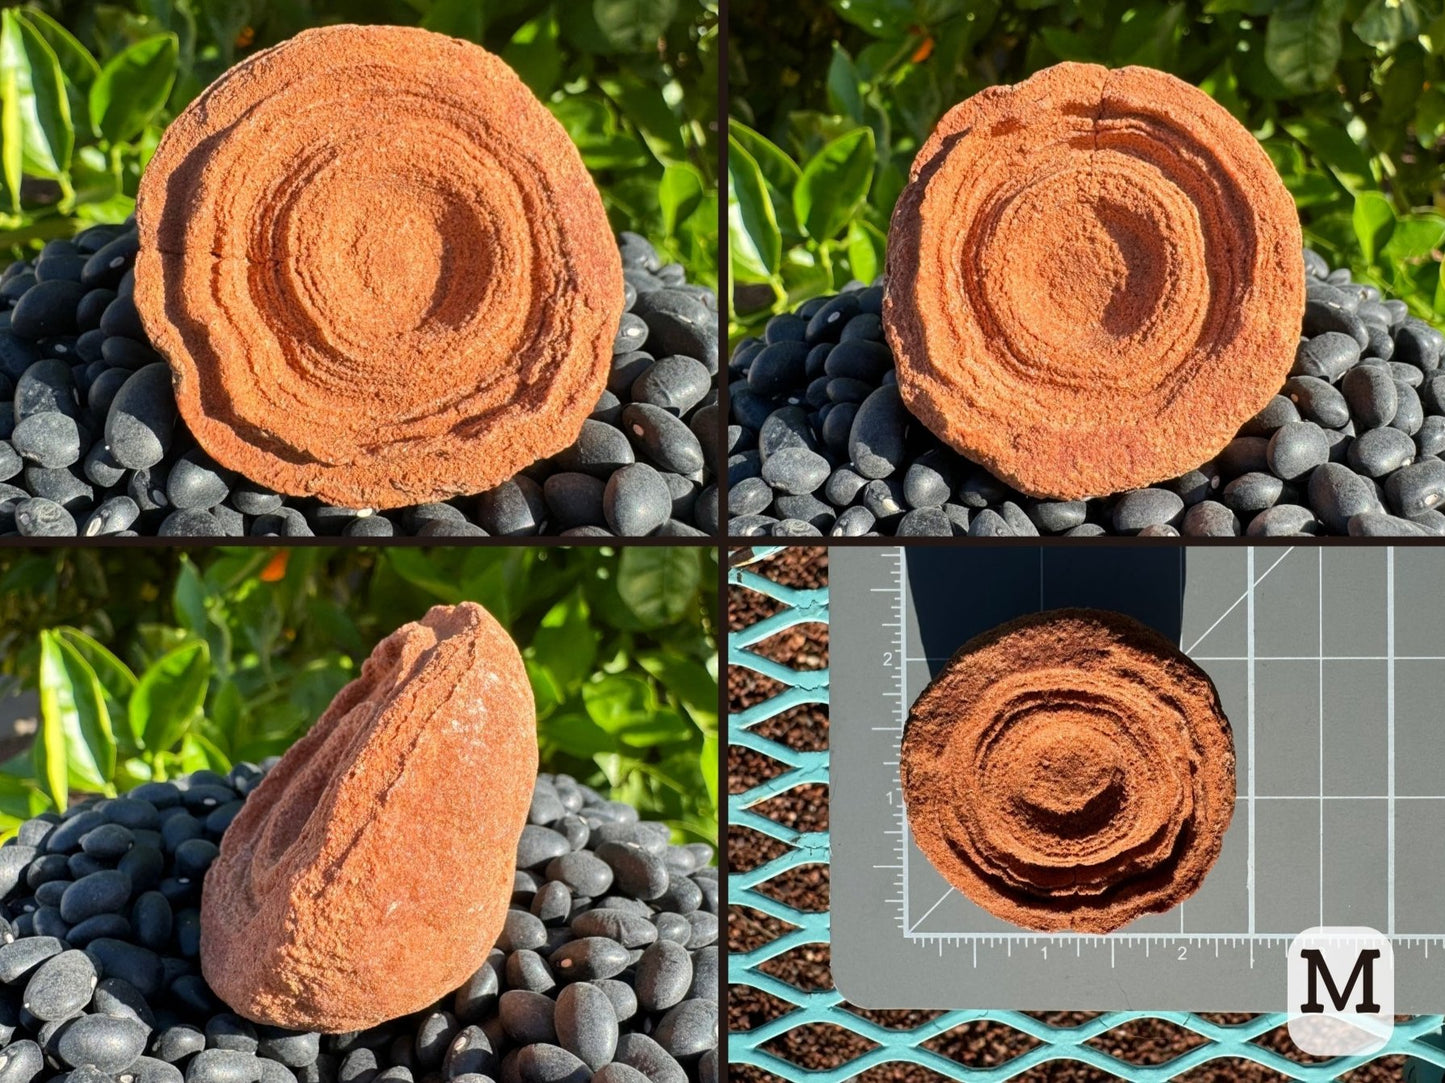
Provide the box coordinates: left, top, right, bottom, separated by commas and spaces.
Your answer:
884, 62, 1303, 500
135, 24, 623, 509
900, 608, 1235, 933
200, 602, 537, 1030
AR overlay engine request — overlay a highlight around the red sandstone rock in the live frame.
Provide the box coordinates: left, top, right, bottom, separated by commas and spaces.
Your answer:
199, 602, 537, 1031
135, 25, 623, 509
884, 63, 1304, 500
900, 608, 1234, 934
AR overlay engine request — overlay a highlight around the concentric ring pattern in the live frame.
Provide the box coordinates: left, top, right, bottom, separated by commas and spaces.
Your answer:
900, 608, 1235, 934
884, 62, 1304, 501
135, 24, 623, 508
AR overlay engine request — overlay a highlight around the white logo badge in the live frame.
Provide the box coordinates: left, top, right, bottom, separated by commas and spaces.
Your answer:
1287, 926, 1394, 1056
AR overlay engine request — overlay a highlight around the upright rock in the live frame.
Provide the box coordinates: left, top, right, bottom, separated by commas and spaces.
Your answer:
201, 602, 537, 1030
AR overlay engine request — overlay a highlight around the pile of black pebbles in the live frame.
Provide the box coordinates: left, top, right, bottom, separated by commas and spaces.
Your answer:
0, 766, 718, 1083
727, 250, 1445, 537
0, 227, 718, 538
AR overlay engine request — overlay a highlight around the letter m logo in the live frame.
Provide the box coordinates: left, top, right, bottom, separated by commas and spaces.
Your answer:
1287, 927, 1394, 1057
1298, 947, 1381, 1013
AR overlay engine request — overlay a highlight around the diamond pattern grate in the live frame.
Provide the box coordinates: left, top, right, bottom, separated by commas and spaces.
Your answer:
727, 546, 1445, 1082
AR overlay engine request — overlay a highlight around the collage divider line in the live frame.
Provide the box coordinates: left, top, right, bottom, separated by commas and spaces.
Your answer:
1247, 549, 1256, 949
1388, 547, 1396, 936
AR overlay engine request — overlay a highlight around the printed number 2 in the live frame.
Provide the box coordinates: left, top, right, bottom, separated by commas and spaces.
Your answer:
883, 652, 894, 667
1178, 946, 1187, 961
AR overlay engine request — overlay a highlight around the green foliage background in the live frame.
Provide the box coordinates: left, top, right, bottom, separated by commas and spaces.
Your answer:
0, 546, 719, 847
0, 0, 718, 285
728, 0, 1445, 336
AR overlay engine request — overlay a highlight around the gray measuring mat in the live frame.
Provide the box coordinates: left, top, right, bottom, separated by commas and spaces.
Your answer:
831, 545, 1445, 1011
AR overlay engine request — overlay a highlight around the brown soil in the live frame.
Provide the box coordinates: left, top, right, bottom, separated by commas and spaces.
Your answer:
202, 602, 536, 1031
728, 547, 1404, 1082
902, 608, 1235, 933
136, 24, 622, 509
884, 62, 1304, 500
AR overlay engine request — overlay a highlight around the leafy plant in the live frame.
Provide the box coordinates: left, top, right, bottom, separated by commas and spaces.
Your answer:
1, 0, 719, 286
0, 546, 719, 846
729, 0, 1445, 337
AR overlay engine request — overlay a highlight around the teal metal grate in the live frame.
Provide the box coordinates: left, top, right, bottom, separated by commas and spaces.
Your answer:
727, 547, 1445, 1082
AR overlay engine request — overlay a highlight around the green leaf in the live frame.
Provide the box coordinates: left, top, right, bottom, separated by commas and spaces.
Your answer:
550, 96, 649, 171
1353, 190, 1395, 264
423, 0, 485, 43
1205, 0, 1275, 12
382, 548, 464, 605
1382, 214, 1445, 261
659, 163, 705, 237
503, 12, 561, 96
178, 731, 231, 776
729, 122, 803, 198
89, 34, 178, 145
32, 666, 68, 814
794, 127, 876, 242
613, 706, 692, 748
526, 659, 564, 720
0, 10, 73, 180
1114, 1, 1185, 68
129, 640, 209, 755
198, 0, 250, 65
542, 712, 618, 758
209, 679, 243, 749
638, 653, 717, 730
13, 11, 97, 92
826, 43, 864, 124
583, 674, 659, 735
846, 219, 887, 283
1265, 0, 1348, 94
531, 590, 598, 693
1038, 25, 1097, 61
173, 556, 208, 638
38, 631, 115, 793
728, 135, 782, 282
17, 11, 98, 137
599, 74, 688, 166
1353, 0, 1419, 49
565, 0, 680, 54
616, 548, 701, 628
0, 772, 47, 822
54, 628, 136, 712
729, 120, 803, 240
1415, 88, 1445, 148
917, 0, 970, 21
1282, 117, 1375, 193
700, 730, 718, 810
832, 0, 914, 36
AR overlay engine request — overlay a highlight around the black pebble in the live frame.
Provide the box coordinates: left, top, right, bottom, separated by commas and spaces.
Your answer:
1309, 462, 1381, 533
848, 386, 906, 480
166, 450, 234, 510
11, 280, 86, 339
1342, 364, 1398, 429
105, 365, 176, 471
57, 1013, 148, 1073
602, 463, 670, 537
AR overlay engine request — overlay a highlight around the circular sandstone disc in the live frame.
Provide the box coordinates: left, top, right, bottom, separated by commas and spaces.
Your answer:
884, 63, 1304, 500
200, 602, 537, 1031
900, 608, 1234, 934
135, 25, 623, 509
